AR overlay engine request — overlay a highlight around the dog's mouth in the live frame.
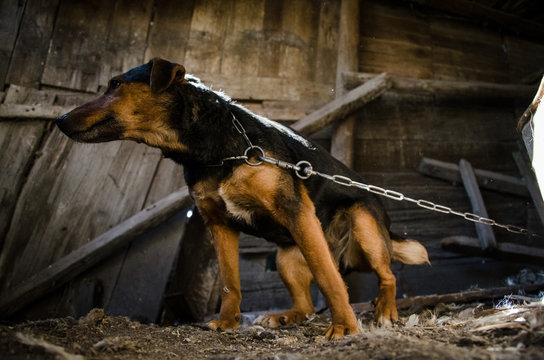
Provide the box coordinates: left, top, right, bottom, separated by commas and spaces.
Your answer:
58, 114, 125, 143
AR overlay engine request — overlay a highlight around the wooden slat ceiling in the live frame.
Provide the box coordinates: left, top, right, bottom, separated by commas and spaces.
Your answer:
478, 0, 544, 23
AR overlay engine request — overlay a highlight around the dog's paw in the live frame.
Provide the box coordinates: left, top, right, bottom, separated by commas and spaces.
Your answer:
254, 310, 311, 328
374, 297, 399, 327
324, 323, 360, 340
207, 319, 239, 332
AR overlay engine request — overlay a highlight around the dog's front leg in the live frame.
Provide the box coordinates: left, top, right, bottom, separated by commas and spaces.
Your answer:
206, 223, 241, 331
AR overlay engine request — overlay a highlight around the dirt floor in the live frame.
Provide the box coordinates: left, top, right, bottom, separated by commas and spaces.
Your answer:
2, 294, 543, 360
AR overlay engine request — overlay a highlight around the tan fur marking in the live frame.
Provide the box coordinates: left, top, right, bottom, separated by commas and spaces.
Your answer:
219, 161, 284, 215
111, 83, 187, 152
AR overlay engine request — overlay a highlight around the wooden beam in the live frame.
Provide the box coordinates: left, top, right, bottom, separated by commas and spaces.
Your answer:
352, 281, 544, 313
406, 0, 544, 41
330, 0, 360, 168
513, 151, 544, 227
0, 187, 193, 318
343, 72, 537, 99
442, 236, 544, 263
291, 73, 390, 136
418, 157, 529, 198
0, 104, 73, 119
459, 159, 496, 250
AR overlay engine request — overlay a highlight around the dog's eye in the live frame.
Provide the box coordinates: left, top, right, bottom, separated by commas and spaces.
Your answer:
108, 79, 122, 90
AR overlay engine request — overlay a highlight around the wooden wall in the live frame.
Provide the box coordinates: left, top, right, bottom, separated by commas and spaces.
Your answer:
0, 0, 340, 321
344, 0, 544, 302
0, 0, 543, 320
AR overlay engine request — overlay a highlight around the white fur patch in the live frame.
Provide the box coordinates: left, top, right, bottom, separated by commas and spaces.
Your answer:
218, 187, 253, 225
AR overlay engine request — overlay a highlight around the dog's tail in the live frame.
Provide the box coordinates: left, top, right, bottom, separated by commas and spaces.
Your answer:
390, 232, 430, 265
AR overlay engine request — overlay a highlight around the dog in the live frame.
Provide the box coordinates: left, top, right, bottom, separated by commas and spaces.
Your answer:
56, 58, 429, 339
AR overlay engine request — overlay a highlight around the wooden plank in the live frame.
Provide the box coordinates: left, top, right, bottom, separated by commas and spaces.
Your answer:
97, 0, 153, 87
162, 210, 221, 323
0, 187, 193, 318
504, 36, 544, 84
354, 138, 518, 173
418, 157, 529, 197
330, 0, 359, 168
0, 121, 47, 250
458, 159, 496, 250
197, 73, 334, 102
314, 0, 340, 85
343, 72, 537, 99
513, 151, 544, 227
41, 0, 115, 92
241, 100, 323, 122
0, 129, 161, 290
291, 73, 390, 135
182, 0, 232, 74
0, 104, 73, 119
358, 1, 432, 79
408, 0, 544, 41
257, 0, 283, 78
0, 0, 25, 86
442, 236, 544, 262
144, 0, 195, 62
220, 0, 265, 77
277, 0, 318, 81
5, 0, 60, 88
105, 157, 187, 323
106, 212, 188, 323
429, 18, 508, 83
352, 280, 544, 313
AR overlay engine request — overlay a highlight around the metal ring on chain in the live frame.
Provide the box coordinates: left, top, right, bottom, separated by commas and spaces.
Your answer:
244, 146, 265, 166
295, 161, 313, 179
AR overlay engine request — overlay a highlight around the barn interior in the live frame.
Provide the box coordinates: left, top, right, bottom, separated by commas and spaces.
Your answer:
0, 0, 543, 344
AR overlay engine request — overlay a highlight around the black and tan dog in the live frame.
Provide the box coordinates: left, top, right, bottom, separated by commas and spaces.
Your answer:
56, 58, 429, 339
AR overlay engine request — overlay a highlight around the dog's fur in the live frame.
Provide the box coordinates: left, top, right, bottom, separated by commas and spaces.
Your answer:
57, 58, 429, 339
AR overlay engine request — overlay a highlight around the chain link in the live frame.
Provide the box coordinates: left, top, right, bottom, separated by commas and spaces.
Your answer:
222, 114, 541, 238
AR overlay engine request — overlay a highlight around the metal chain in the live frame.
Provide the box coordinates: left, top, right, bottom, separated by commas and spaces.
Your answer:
258, 154, 542, 238
222, 114, 542, 238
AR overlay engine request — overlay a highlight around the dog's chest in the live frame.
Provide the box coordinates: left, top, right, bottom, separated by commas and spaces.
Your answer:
190, 180, 256, 227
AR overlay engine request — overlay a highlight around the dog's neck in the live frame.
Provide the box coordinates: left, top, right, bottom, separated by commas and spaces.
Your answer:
161, 84, 250, 184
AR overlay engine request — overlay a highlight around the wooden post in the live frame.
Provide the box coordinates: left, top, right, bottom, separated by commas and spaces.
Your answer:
458, 159, 496, 251
330, 0, 359, 167
513, 151, 544, 227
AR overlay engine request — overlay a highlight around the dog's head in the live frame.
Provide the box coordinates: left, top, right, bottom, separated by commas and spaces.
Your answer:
56, 58, 189, 152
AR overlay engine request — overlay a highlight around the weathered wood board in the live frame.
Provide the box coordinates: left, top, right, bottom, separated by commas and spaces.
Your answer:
0, 121, 47, 249
5, 0, 59, 88
0, 128, 161, 290
0, 0, 26, 86
41, 0, 152, 92
105, 157, 188, 323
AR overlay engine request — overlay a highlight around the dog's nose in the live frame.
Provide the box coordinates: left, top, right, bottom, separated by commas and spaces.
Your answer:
56, 113, 69, 123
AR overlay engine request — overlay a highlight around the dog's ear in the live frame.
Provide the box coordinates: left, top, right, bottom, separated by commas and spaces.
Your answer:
150, 58, 186, 93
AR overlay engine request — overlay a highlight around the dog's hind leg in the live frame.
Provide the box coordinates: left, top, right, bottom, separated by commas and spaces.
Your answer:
350, 205, 398, 327
255, 245, 315, 328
